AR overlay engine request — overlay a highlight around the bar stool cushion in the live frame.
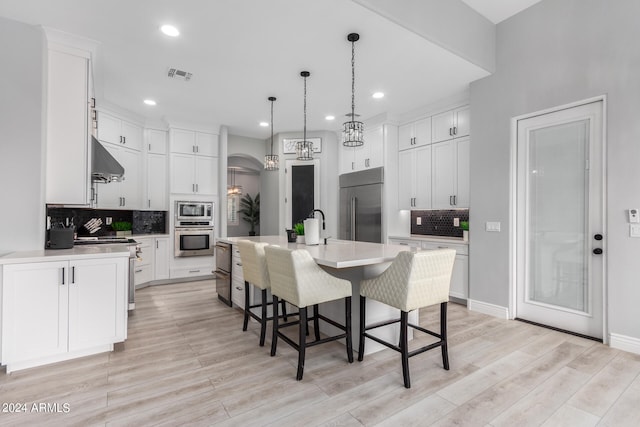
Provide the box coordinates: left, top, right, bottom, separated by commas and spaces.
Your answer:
237, 240, 270, 290
265, 246, 352, 308
360, 249, 456, 312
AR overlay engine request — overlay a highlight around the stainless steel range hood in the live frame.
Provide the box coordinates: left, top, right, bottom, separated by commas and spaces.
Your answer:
91, 135, 124, 182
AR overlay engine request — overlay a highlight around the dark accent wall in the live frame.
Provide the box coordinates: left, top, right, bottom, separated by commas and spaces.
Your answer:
411, 209, 469, 238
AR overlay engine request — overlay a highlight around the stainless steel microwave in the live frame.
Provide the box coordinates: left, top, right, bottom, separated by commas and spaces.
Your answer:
175, 201, 214, 226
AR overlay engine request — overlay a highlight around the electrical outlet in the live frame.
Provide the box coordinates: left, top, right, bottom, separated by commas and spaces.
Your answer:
453, 218, 459, 227
416, 217, 422, 225
631, 224, 640, 237
106, 217, 112, 225
486, 221, 501, 232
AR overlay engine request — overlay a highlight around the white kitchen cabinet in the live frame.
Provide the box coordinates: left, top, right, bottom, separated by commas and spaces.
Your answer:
171, 153, 218, 195
170, 128, 219, 156
398, 117, 431, 151
45, 46, 91, 205
134, 237, 154, 287
398, 145, 432, 209
340, 125, 384, 174
1, 261, 69, 363
154, 237, 170, 280
432, 106, 469, 143
432, 137, 470, 209
68, 258, 127, 351
147, 128, 167, 154
231, 246, 245, 308
1, 256, 127, 372
96, 145, 142, 209
146, 153, 167, 210
98, 111, 143, 151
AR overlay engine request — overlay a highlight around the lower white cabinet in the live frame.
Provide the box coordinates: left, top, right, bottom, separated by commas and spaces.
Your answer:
134, 236, 170, 286
421, 241, 469, 301
231, 246, 245, 308
1, 256, 128, 372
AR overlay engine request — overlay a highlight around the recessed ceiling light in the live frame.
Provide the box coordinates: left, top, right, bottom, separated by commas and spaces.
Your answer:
325, 115, 335, 121
259, 122, 269, 127
143, 99, 157, 106
160, 25, 180, 37
372, 92, 385, 99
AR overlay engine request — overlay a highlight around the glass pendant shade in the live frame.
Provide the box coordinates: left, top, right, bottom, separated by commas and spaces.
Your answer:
297, 71, 314, 161
343, 33, 364, 147
227, 168, 243, 195
264, 96, 279, 170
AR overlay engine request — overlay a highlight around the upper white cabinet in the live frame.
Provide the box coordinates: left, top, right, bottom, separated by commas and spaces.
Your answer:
96, 144, 142, 209
432, 106, 469, 143
144, 129, 168, 210
45, 43, 92, 205
432, 137, 470, 209
170, 128, 219, 195
398, 117, 431, 151
398, 145, 432, 210
98, 111, 143, 151
339, 125, 385, 174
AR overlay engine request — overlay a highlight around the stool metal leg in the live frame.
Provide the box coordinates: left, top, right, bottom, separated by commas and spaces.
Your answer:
282, 300, 288, 321
441, 302, 449, 370
400, 311, 410, 388
313, 304, 320, 342
358, 295, 366, 361
297, 307, 307, 380
259, 289, 268, 347
242, 281, 251, 331
270, 295, 279, 357
345, 296, 353, 363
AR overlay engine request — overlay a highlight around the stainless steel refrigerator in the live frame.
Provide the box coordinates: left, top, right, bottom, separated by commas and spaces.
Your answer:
339, 167, 383, 243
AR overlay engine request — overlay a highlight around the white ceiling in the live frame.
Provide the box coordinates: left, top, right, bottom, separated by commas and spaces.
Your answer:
460, 0, 543, 24
0, 1, 536, 139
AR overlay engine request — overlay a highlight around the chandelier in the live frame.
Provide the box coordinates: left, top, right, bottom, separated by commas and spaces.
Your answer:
296, 71, 314, 161
343, 33, 364, 147
264, 96, 279, 170
227, 167, 243, 196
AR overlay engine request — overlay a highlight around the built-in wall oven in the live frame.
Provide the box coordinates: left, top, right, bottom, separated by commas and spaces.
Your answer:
174, 201, 214, 257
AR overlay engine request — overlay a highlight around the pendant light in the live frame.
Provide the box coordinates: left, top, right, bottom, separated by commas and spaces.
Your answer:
296, 71, 314, 161
227, 167, 243, 195
264, 96, 279, 170
343, 33, 364, 147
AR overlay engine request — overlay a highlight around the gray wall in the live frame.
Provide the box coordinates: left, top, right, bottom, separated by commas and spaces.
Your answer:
0, 17, 44, 252
469, 0, 640, 340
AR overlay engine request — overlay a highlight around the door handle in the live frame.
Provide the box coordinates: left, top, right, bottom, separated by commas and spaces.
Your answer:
61, 267, 65, 285
71, 266, 75, 284
350, 197, 357, 240
593, 248, 603, 255
594, 234, 603, 240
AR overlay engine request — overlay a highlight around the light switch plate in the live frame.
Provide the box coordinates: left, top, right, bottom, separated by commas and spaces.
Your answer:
630, 224, 640, 237
416, 217, 421, 225
453, 218, 460, 227
486, 221, 501, 232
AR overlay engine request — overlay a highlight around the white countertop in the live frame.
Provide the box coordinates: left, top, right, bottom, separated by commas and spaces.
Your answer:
219, 236, 412, 269
0, 245, 131, 265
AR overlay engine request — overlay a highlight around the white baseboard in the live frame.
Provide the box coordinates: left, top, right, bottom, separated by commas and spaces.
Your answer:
467, 299, 509, 319
609, 333, 640, 355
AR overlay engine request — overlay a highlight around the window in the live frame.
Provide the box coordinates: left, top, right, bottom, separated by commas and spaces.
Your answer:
227, 195, 239, 225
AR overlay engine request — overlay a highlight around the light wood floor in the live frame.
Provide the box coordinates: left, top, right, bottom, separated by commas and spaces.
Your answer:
1, 280, 639, 426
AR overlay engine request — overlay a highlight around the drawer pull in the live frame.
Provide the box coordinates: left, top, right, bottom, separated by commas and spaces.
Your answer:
135, 269, 143, 273
189, 269, 201, 273
235, 286, 243, 291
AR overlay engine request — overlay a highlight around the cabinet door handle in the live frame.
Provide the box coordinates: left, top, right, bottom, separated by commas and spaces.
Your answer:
123, 197, 126, 206
453, 195, 457, 205
71, 266, 75, 284
193, 145, 196, 153
453, 126, 457, 135
123, 136, 126, 144
156, 240, 159, 249
148, 143, 151, 151
352, 161, 355, 170
61, 267, 65, 285
449, 128, 453, 136
148, 199, 151, 208
196, 183, 199, 193
120, 136, 123, 143
235, 286, 243, 291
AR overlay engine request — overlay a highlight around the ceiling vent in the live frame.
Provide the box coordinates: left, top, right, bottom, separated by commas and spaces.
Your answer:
167, 68, 192, 81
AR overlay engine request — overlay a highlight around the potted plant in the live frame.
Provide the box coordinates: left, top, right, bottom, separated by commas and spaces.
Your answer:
460, 221, 469, 241
238, 193, 260, 236
293, 222, 305, 244
111, 221, 132, 236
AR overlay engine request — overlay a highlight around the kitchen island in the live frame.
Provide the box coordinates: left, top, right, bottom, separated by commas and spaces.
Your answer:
219, 236, 415, 354
0, 246, 130, 372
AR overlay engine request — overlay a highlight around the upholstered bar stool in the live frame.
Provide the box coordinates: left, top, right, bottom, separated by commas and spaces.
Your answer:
264, 245, 354, 381
237, 240, 287, 346
358, 249, 456, 388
